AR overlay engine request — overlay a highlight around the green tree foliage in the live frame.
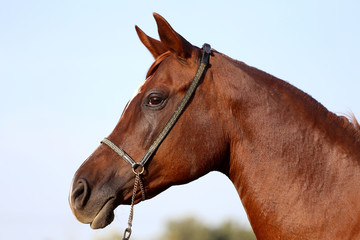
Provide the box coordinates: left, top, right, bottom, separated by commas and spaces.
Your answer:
158, 217, 256, 240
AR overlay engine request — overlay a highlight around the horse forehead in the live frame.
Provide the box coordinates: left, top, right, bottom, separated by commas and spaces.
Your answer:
129, 56, 171, 101
131, 78, 148, 100
129, 75, 167, 103
127, 55, 187, 106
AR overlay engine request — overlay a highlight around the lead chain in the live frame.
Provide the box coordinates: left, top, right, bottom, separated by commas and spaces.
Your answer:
122, 172, 146, 240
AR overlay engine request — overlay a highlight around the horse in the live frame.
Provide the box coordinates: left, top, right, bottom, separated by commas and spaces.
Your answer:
69, 13, 360, 239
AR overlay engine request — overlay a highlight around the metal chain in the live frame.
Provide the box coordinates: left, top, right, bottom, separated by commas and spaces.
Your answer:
122, 172, 146, 240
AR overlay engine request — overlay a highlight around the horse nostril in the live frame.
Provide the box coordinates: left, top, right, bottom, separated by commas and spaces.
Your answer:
71, 179, 91, 210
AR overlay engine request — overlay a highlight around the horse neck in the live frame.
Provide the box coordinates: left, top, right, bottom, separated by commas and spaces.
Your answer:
212, 53, 360, 238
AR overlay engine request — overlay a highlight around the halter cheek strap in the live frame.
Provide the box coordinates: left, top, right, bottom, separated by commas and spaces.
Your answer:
100, 43, 211, 240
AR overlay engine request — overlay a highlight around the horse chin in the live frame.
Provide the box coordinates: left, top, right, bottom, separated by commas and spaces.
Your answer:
90, 197, 116, 229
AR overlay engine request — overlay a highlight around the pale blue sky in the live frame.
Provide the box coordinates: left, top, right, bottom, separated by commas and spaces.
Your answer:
1, 1, 359, 239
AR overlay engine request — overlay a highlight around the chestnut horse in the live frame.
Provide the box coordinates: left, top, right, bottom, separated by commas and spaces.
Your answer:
70, 13, 360, 239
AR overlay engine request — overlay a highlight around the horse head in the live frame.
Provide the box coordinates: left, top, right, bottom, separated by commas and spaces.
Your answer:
69, 13, 228, 229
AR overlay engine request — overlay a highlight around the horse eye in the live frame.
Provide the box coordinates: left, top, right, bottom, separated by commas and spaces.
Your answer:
146, 93, 165, 107
149, 96, 163, 105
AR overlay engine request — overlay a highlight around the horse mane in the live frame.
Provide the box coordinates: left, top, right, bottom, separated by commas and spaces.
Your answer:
342, 112, 360, 132
217, 51, 360, 142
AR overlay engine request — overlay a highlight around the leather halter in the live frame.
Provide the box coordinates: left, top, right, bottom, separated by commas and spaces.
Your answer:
101, 43, 211, 176
101, 43, 211, 240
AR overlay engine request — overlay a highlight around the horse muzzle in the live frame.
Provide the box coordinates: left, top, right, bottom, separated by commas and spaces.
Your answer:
69, 177, 117, 229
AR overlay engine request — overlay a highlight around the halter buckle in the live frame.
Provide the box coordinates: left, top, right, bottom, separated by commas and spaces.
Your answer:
201, 43, 211, 64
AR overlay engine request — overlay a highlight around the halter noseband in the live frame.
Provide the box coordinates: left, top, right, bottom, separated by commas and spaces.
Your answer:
100, 43, 211, 239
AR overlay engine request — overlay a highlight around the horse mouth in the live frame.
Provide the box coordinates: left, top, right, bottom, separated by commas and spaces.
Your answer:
90, 197, 116, 229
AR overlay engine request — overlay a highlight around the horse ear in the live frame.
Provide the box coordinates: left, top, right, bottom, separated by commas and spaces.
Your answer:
135, 25, 168, 59
153, 13, 193, 60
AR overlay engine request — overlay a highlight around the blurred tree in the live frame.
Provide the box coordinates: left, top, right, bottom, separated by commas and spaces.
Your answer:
159, 217, 211, 240
93, 217, 256, 240
210, 220, 256, 240
158, 217, 256, 240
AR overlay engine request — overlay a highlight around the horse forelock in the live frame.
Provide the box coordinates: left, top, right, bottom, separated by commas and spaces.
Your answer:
146, 51, 171, 78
